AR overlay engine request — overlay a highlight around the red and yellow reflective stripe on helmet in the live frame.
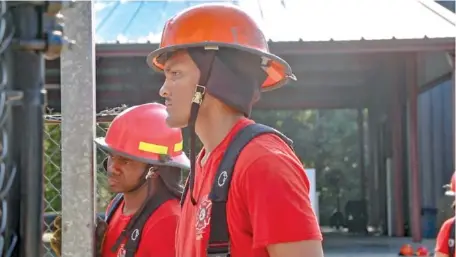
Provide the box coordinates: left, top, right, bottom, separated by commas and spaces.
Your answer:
138, 141, 183, 155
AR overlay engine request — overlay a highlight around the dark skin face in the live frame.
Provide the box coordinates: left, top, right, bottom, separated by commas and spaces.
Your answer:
106, 154, 147, 193
159, 51, 201, 128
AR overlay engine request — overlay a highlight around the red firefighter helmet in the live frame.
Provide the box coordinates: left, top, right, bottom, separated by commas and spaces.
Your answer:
94, 103, 190, 170
147, 3, 296, 91
444, 172, 455, 196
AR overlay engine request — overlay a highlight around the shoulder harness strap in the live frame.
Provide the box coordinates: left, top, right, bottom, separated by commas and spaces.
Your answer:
105, 193, 124, 224
206, 123, 293, 256
449, 218, 455, 257
181, 176, 190, 207
110, 190, 175, 257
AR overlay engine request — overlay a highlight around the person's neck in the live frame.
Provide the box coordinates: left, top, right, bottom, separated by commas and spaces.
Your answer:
122, 185, 149, 215
195, 108, 243, 155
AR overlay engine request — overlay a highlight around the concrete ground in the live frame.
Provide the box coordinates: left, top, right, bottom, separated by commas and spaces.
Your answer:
323, 234, 436, 257
43, 232, 437, 257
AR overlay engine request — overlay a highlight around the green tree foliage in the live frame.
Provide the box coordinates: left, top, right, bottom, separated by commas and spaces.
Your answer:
44, 124, 62, 213
44, 109, 363, 225
44, 122, 114, 214
251, 109, 363, 225
95, 123, 114, 212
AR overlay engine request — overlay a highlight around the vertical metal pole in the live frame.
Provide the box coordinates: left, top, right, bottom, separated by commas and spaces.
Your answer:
407, 54, 421, 242
357, 108, 366, 199
356, 108, 368, 230
452, 54, 455, 251
367, 107, 380, 228
391, 61, 404, 237
60, 1, 96, 257
9, 3, 46, 257
450, 51, 456, 249
357, 108, 368, 231
3, 2, 19, 257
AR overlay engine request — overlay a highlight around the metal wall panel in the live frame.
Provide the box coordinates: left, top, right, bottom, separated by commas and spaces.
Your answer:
418, 89, 433, 208
417, 79, 453, 209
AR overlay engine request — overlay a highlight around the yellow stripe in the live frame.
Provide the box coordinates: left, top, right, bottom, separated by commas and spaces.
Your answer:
174, 141, 183, 152
138, 142, 168, 155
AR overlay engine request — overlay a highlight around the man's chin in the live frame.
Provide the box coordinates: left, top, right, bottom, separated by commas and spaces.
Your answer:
108, 185, 123, 193
166, 116, 188, 128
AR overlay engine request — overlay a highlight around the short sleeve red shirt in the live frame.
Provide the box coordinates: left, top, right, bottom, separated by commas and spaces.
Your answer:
175, 118, 322, 257
436, 217, 455, 256
102, 198, 180, 257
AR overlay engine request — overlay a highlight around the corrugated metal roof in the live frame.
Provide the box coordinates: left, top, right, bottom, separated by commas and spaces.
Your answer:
94, 0, 455, 44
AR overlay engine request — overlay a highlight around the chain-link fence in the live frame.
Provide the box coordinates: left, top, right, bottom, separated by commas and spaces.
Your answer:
42, 106, 128, 257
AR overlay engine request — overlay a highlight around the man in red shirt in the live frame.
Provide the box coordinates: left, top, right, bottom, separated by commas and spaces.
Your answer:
147, 3, 323, 257
436, 218, 455, 257
96, 103, 191, 257
51, 103, 190, 257
435, 172, 456, 257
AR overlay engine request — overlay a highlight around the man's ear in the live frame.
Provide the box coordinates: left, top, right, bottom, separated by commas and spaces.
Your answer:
145, 165, 159, 180
102, 158, 108, 172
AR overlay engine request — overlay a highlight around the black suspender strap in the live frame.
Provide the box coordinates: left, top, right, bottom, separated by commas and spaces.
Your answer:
181, 176, 190, 207
206, 123, 293, 256
110, 190, 175, 257
449, 218, 455, 257
105, 193, 124, 224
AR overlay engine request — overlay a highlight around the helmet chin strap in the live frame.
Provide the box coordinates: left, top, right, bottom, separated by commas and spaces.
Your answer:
186, 48, 217, 206
125, 166, 156, 194
187, 85, 206, 206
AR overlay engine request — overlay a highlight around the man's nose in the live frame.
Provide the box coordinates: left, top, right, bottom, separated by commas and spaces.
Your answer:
106, 158, 121, 175
159, 80, 169, 98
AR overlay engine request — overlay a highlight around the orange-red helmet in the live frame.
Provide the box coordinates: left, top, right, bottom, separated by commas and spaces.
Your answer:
444, 172, 456, 196
147, 3, 295, 91
94, 103, 190, 170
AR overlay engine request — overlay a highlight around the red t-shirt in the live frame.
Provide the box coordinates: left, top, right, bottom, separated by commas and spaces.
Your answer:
436, 217, 455, 256
102, 198, 180, 257
175, 118, 322, 257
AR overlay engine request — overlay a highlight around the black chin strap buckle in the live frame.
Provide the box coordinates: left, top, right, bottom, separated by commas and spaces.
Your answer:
189, 85, 206, 127
192, 85, 206, 105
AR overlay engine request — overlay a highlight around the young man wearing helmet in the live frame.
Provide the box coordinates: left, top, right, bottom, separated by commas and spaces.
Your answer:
50, 103, 190, 257
147, 3, 323, 257
435, 172, 456, 257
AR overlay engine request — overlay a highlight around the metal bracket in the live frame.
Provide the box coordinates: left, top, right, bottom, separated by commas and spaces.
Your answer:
5, 90, 23, 105
28, 1, 76, 15
6, 89, 46, 106
13, 1, 75, 60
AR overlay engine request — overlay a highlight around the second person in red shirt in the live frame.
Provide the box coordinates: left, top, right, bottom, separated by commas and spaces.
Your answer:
95, 103, 190, 257
147, 3, 323, 257
435, 172, 456, 257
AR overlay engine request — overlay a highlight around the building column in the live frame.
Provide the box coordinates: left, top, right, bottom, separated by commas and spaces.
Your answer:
407, 53, 421, 242
391, 76, 405, 237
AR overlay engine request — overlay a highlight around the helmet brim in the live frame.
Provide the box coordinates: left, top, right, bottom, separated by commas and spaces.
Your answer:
146, 42, 296, 92
94, 137, 190, 170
